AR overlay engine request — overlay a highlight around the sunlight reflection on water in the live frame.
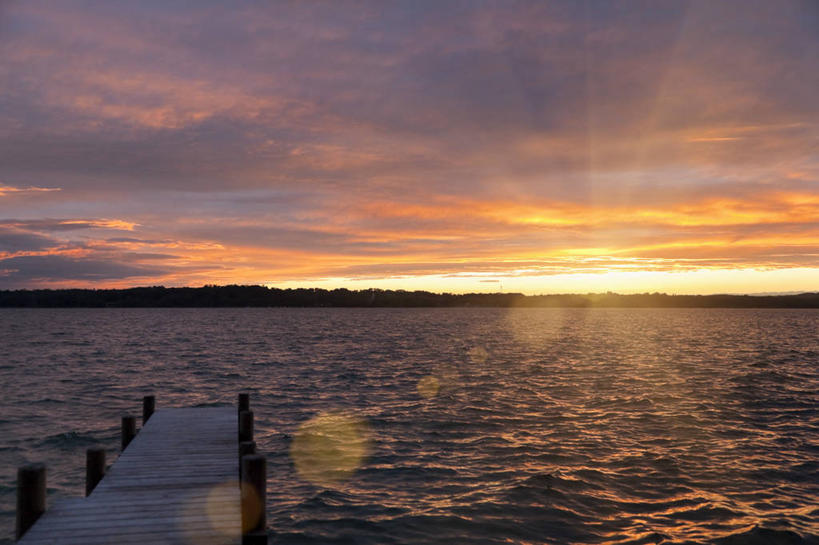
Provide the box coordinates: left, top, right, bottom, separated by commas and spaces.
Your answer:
0, 308, 816, 544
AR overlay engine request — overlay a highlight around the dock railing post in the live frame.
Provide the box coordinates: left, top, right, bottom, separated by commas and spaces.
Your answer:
16, 463, 46, 541
121, 415, 137, 451
238, 440, 257, 479
86, 448, 106, 496
239, 410, 254, 443
241, 454, 267, 545
238, 393, 250, 421
143, 395, 156, 425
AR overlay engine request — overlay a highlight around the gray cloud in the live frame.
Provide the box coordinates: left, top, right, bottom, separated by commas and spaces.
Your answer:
1, 0, 815, 194
0, 228, 57, 253
0, 254, 169, 288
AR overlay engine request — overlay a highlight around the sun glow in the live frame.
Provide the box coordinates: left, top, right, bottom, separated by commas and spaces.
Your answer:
0, 2, 816, 295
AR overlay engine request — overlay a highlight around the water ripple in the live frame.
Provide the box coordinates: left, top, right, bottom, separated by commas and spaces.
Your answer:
0, 308, 817, 544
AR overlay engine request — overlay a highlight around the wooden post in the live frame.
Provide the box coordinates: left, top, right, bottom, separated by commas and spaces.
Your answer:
16, 463, 46, 540
238, 393, 250, 421
238, 440, 256, 479
85, 448, 106, 497
121, 415, 136, 451
142, 395, 156, 425
241, 454, 267, 545
239, 410, 254, 443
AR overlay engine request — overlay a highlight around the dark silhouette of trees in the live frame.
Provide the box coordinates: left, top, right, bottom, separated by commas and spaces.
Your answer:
0, 286, 817, 308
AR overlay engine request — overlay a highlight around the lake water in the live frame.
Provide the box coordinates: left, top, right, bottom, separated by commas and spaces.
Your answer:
0, 308, 817, 544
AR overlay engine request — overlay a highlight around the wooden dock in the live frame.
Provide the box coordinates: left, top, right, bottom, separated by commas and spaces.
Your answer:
16, 398, 266, 544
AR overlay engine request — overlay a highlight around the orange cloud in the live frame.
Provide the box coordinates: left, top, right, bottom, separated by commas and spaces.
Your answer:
0, 185, 60, 197
60, 219, 139, 230
352, 191, 819, 232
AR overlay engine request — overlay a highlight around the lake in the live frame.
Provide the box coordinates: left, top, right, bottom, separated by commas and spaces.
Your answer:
0, 308, 817, 544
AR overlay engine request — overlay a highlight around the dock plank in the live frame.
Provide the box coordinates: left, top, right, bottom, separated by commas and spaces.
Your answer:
18, 407, 242, 545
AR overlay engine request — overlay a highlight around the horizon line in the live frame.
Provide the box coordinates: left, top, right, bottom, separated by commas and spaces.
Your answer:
2, 284, 818, 298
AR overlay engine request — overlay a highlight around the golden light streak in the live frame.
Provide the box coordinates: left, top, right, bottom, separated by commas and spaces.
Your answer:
0, 185, 61, 196
59, 219, 139, 230
356, 191, 819, 232
687, 137, 743, 142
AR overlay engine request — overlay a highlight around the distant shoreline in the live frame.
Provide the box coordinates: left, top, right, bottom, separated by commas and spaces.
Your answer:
1, 286, 819, 308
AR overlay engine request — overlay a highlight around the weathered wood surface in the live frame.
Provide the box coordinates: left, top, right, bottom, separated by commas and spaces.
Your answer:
18, 407, 241, 545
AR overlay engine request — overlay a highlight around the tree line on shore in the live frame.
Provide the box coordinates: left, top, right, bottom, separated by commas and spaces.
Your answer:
1, 285, 818, 307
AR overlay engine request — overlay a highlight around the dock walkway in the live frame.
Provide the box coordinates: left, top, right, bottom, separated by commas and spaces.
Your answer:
18, 407, 243, 545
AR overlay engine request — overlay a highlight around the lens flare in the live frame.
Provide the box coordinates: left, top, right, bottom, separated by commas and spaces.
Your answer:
467, 345, 489, 364
178, 480, 243, 544
290, 410, 371, 487
238, 480, 263, 534
417, 375, 441, 398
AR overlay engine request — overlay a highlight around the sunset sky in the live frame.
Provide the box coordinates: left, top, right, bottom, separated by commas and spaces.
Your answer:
1, 1, 817, 294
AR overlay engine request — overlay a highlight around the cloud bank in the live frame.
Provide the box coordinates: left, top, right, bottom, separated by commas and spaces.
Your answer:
1, 0, 817, 292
